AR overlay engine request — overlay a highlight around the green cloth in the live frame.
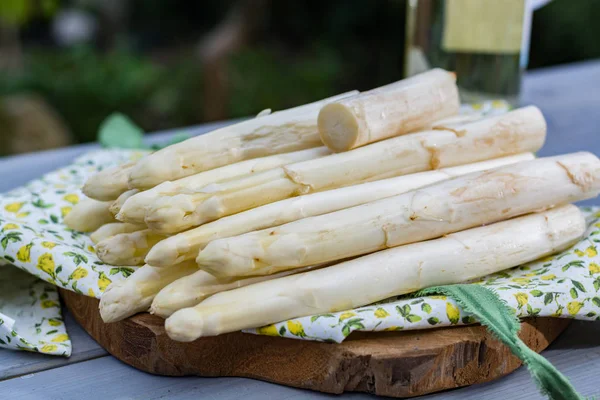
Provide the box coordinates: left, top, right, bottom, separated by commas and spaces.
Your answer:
417, 284, 583, 400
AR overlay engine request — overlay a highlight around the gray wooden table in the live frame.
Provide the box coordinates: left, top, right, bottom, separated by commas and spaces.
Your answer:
2, 60, 600, 399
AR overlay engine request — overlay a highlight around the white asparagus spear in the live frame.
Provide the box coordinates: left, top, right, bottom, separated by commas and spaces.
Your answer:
90, 222, 146, 244
109, 189, 139, 216
63, 198, 114, 232
82, 162, 135, 201
99, 262, 198, 323
117, 147, 330, 224
145, 107, 546, 234
428, 106, 546, 168
167, 205, 585, 340
151, 265, 319, 318
128, 92, 357, 189
197, 152, 600, 278
96, 229, 166, 266
318, 69, 459, 151
146, 153, 534, 267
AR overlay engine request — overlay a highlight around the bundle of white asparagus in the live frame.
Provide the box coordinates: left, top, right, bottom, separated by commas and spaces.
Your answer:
167, 205, 585, 340
67, 69, 600, 342
140, 106, 545, 234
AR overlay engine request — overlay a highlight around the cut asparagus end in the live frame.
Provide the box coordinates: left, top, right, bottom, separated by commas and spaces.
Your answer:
317, 103, 361, 152
318, 69, 459, 151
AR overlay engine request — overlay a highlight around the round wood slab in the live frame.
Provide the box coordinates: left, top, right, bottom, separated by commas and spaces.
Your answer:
59, 288, 571, 398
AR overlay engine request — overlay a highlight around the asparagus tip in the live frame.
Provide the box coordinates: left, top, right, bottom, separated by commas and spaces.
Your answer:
165, 308, 203, 342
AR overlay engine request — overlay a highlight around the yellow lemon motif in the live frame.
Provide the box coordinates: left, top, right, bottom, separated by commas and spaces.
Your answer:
2, 223, 18, 231
87, 245, 96, 253
374, 308, 390, 318
383, 326, 401, 331
514, 292, 529, 308
540, 274, 556, 281
552, 307, 564, 317
16, 244, 32, 263
41, 300, 59, 309
98, 272, 112, 292
585, 246, 598, 258
574, 249, 584, 257
60, 206, 72, 218
256, 324, 279, 336
446, 302, 460, 324
16, 212, 29, 219
88, 288, 96, 297
339, 312, 356, 321
4, 202, 24, 213
63, 194, 79, 204
589, 263, 600, 274
40, 344, 58, 353
511, 278, 530, 284
538, 255, 555, 263
37, 253, 55, 275
491, 100, 505, 109
71, 267, 88, 280
287, 320, 305, 337
51, 334, 69, 343
525, 273, 537, 277
567, 301, 584, 316
41, 241, 57, 249
48, 319, 62, 326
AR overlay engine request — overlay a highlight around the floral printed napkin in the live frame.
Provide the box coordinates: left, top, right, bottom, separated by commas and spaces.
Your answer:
0, 262, 70, 355
0, 149, 147, 355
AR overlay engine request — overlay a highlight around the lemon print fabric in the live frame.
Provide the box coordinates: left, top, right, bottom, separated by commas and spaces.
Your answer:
0, 263, 71, 356
0, 149, 147, 304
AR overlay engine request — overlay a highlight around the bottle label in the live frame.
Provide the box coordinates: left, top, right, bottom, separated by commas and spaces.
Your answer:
442, 0, 525, 54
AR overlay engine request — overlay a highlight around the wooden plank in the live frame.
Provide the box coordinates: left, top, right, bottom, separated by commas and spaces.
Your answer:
0, 356, 353, 400
421, 320, 600, 399
0, 310, 107, 381
1, 321, 599, 400
60, 288, 570, 398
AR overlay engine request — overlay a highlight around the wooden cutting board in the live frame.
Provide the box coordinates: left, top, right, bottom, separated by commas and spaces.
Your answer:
60, 288, 570, 398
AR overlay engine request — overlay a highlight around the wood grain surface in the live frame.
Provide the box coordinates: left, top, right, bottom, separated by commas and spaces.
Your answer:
59, 288, 571, 398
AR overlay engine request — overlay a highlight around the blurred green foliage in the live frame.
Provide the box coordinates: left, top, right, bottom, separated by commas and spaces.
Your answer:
0, 0, 58, 26
530, 0, 600, 69
0, 0, 599, 146
0, 47, 206, 142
